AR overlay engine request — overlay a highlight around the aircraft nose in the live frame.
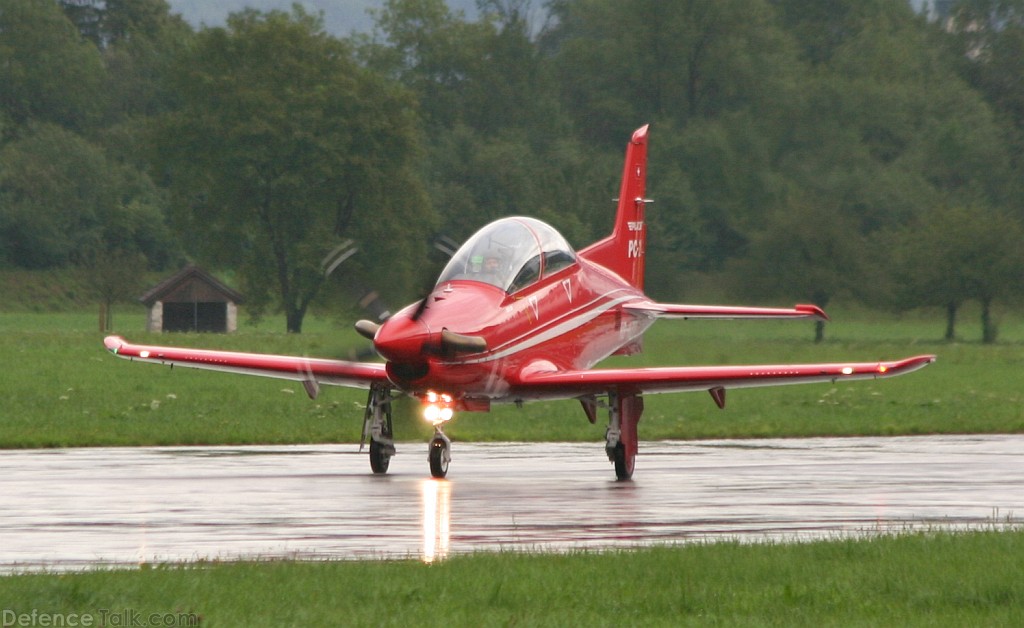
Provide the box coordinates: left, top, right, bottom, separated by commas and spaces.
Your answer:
373, 316, 431, 363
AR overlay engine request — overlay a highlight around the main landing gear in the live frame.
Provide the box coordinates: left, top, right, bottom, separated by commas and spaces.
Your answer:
362, 384, 395, 474
604, 391, 644, 481
362, 387, 642, 481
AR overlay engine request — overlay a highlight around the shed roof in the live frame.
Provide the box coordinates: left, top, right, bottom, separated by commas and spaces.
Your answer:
140, 265, 245, 306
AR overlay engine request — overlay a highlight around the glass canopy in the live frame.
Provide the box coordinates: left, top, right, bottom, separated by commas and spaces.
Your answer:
436, 217, 577, 293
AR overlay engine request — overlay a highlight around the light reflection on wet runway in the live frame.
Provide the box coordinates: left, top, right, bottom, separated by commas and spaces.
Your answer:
1, 435, 1021, 571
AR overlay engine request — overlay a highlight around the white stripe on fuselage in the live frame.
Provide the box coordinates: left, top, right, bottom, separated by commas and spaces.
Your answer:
453, 289, 643, 366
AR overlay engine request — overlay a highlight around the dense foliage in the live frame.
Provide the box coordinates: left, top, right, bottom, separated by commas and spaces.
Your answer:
1, 0, 1022, 338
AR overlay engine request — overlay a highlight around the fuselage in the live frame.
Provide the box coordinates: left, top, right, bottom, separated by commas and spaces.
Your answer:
375, 257, 656, 407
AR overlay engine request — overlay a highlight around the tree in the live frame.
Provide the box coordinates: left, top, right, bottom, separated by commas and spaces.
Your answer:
0, 0, 105, 133
89, 248, 148, 331
779, 4, 1005, 229
0, 123, 176, 270
727, 198, 864, 342
94, 0, 195, 122
773, 0, 920, 65
362, 0, 596, 253
544, 0, 804, 147
362, 0, 486, 131
156, 7, 430, 332
890, 204, 1024, 343
946, 0, 1024, 212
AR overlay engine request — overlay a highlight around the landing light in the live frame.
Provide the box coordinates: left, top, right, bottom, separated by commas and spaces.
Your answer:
841, 366, 854, 375
423, 391, 455, 426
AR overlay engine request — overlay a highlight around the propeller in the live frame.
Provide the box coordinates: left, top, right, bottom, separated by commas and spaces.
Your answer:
319, 240, 391, 361
407, 234, 459, 322
409, 292, 431, 322
321, 239, 358, 279
439, 329, 486, 353
354, 319, 381, 341
433, 234, 459, 258
354, 318, 486, 357
342, 232, 485, 363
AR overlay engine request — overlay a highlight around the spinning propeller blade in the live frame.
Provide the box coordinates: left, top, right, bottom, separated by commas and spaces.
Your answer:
440, 329, 487, 354
354, 319, 381, 341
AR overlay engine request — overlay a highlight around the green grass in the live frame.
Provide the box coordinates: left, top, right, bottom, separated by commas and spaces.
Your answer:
3, 309, 1022, 625
1, 530, 1021, 626
1, 305, 1022, 447
0, 270, 100, 312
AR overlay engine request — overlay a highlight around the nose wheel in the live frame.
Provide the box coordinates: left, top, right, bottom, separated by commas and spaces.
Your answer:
428, 431, 451, 478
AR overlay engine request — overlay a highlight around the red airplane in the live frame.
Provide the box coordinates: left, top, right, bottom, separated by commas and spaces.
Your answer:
103, 125, 935, 480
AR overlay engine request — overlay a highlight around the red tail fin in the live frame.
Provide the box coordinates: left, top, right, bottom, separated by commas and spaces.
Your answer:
579, 124, 650, 289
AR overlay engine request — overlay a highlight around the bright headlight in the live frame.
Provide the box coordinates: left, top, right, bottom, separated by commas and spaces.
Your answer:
423, 404, 441, 423
422, 391, 455, 425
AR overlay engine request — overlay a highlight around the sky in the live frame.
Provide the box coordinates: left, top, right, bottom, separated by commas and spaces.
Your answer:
167, 0, 480, 35
167, 2, 932, 36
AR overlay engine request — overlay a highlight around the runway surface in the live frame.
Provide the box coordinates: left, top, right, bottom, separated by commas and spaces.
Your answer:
2, 435, 1021, 571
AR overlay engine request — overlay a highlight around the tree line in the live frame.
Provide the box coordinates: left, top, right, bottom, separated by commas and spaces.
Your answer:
1, 0, 1022, 338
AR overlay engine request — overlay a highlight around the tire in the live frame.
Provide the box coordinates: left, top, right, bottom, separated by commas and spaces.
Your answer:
612, 442, 634, 481
369, 439, 390, 474
428, 438, 449, 478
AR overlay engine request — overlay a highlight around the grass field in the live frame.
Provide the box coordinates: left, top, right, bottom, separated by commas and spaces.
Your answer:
2, 307, 1022, 624
1, 305, 1021, 448
1, 530, 1022, 626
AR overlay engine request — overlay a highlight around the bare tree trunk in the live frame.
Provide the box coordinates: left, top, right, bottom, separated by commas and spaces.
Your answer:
944, 302, 957, 341
286, 307, 305, 334
814, 319, 825, 344
981, 297, 998, 344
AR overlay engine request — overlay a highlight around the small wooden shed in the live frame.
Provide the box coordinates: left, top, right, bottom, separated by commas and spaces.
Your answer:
140, 265, 244, 333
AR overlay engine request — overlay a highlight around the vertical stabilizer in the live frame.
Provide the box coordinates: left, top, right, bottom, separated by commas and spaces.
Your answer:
579, 124, 650, 289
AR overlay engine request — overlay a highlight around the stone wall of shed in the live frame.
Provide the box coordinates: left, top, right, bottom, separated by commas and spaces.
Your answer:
147, 301, 163, 333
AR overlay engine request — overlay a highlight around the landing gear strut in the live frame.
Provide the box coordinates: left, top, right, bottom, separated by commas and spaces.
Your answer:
362, 384, 395, 474
605, 391, 643, 480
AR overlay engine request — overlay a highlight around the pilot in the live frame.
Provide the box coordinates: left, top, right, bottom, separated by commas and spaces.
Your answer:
468, 248, 503, 285
482, 251, 502, 276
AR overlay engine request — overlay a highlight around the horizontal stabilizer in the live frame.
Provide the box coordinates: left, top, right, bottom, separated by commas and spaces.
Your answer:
624, 302, 829, 322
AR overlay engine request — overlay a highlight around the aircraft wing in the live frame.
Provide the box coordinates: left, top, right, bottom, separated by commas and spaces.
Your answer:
624, 302, 829, 321
513, 355, 935, 404
103, 336, 388, 397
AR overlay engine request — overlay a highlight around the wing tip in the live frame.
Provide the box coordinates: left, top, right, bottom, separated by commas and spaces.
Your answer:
907, 354, 937, 369
795, 304, 829, 321
103, 335, 126, 353
879, 354, 936, 375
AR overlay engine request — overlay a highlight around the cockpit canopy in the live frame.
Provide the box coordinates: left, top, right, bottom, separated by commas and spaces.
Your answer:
436, 217, 577, 293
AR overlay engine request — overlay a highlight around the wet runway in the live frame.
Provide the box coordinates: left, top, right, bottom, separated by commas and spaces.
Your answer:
2, 435, 1021, 571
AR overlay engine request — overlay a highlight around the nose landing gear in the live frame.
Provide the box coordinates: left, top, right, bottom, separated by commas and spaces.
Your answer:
428, 431, 451, 478
423, 391, 455, 478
